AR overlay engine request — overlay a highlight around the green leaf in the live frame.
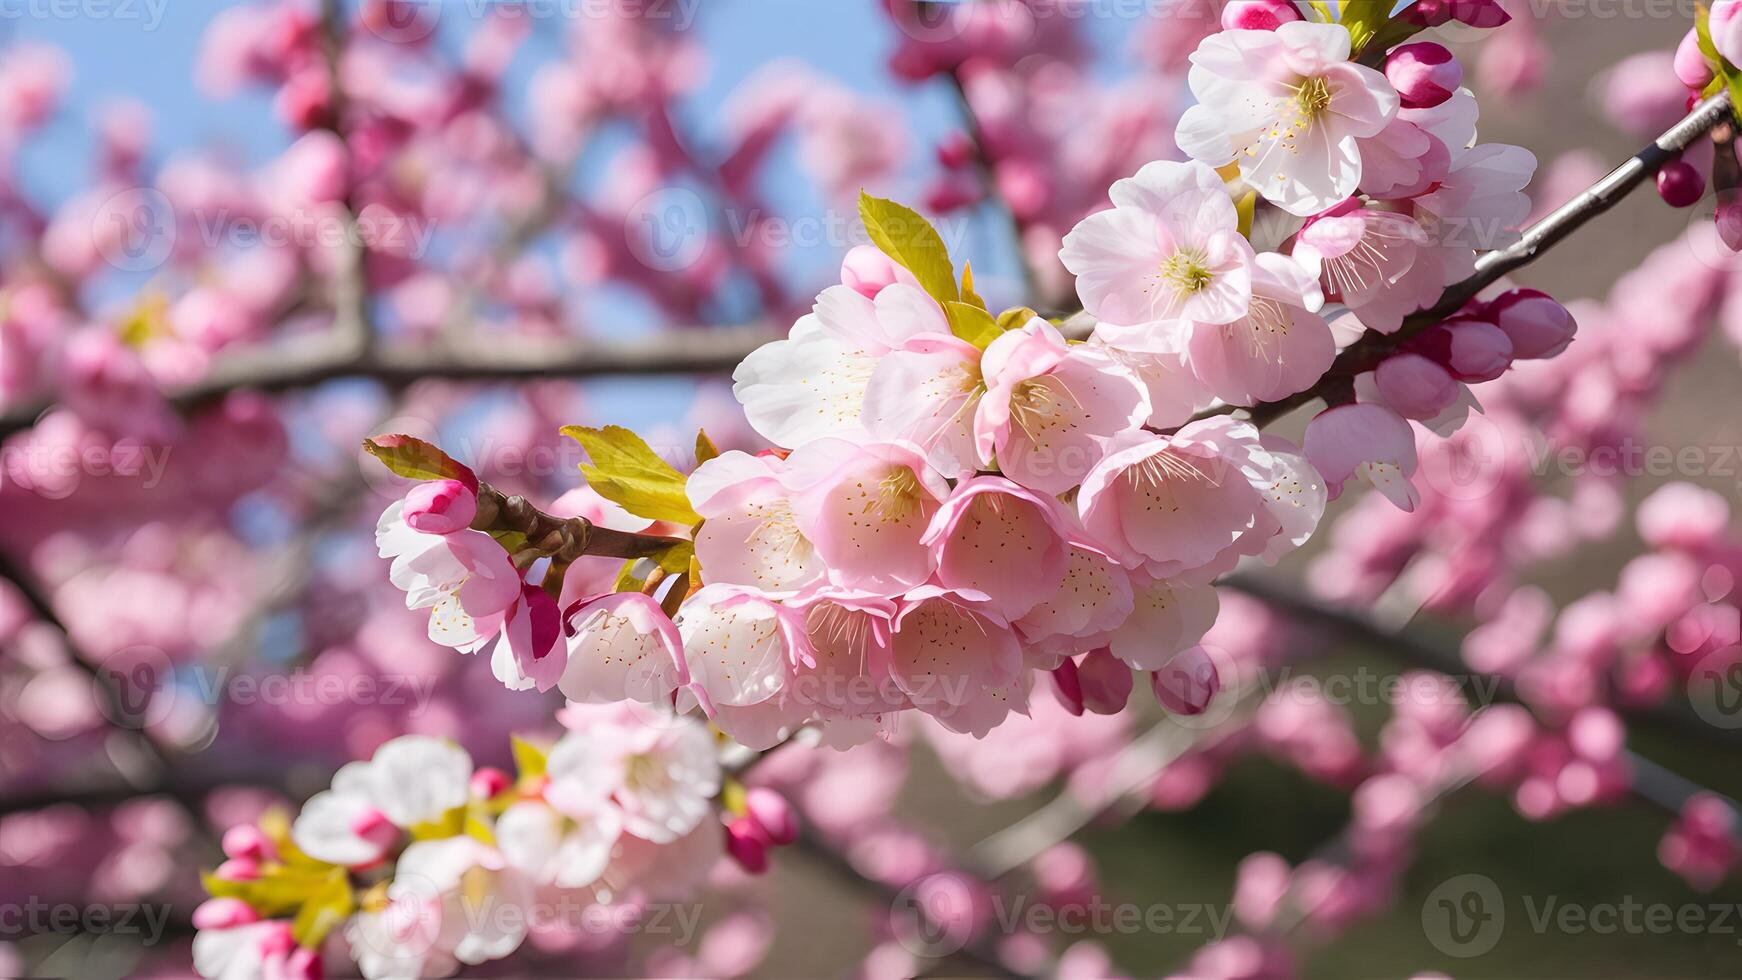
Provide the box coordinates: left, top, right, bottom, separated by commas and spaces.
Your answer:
858, 191, 959, 306
996, 306, 1039, 331
695, 429, 720, 466
202, 864, 346, 919
1307, 0, 1335, 21
290, 867, 354, 950
1338, 0, 1386, 54
611, 541, 695, 593
945, 301, 1003, 349
1698, 3, 1720, 62
960, 261, 987, 309
362, 435, 478, 490
511, 735, 548, 781
560, 425, 702, 525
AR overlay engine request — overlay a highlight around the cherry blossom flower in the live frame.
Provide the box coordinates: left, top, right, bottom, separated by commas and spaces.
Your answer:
1176, 23, 1399, 216
784, 439, 951, 596
974, 319, 1151, 493
732, 284, 945, 448
291, 735, 473, 868
376, 500, 520, 650
559, 591, 688, 706
1303, 403, 1422, 511
1059, 159, 1256, 328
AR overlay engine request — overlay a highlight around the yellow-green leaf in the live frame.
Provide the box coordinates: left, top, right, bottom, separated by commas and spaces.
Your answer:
290, 867, 354, 950
945, 301, 1003, 349
859, 191, 959, 307
362, 435, 478, 489
511, 734, 548, 781
960, 261, 987, 309
560, 425, 701, 525
1337, 0, 1386, 54
695, 429, 720, 466
996, 306, 1039, 331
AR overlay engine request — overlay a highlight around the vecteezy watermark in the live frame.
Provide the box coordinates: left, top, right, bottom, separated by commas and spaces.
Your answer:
0, 899, 173, 944
93, 188, 438, 273
1423, 874, 1742, 957
0, 0, 169, 29
0, 441, 174, 499
93, 646, 440, 730
889, 874, 1236, 958
360, 0, 704, 43
620, 189, 977, 273
1522, 0, 1705, 20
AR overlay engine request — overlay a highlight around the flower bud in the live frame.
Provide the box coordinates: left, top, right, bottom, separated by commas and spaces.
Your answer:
744, 787, 799, 846
1385, 43, 1461, 109
1220, 0, 1302, 30
936, 131, 975, 170
1486, 288, 1576, 359
350, 806, 401, 852
725, 817, 770, 874
1718, 192, 1742, 253
1049, 658, 1085, 716
192, 897, 260, 931
214, 857, 261, 881
840, 244, 900, 299
470, 766, 512, 800
1151, 647, 1221, 716
403, 479, 477, 534
1413, 317, 1512, 382
221, 824, 272, 862
1656, 158, 1706, 208
1675, 29, 1715, 91
1374, 353, 1459, 419
1076, 648, 1133, 715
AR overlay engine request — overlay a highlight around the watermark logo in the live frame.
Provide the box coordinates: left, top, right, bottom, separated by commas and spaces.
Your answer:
93, 187, 175, 273
1422, 874, 1506, 958
625, 187, 709, 272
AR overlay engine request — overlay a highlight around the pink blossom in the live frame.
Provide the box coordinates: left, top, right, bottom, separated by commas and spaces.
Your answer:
922, 476, 1075, 619
974, 318, 1150, 493
1176, 23, 1399, 216
1302, 404, 1421, 511
1059, 160, 1256, 328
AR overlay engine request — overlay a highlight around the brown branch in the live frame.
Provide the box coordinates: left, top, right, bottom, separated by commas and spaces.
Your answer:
471, 482, 689, 561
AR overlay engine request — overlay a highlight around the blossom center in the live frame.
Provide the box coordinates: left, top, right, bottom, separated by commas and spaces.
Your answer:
876, 467, 924, 522
1160, 247, 1216, 295
1292, 76, 1333, 121
1009, 377, 1080, 440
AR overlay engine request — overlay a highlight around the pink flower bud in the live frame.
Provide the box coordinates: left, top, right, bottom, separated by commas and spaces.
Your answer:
1676, 29, 1716, 90
1385, 43, 1461, 109
350, 807, 400, 851
221, 824, 272, 862
1415, 317, 1512, 382
744, 787, 799, 846
925, 175, 983, 214
214, 857, 260, 881
725, 818, 770, 874
1076, 648, 1133, 715
403, 479, 477, 534
840, 245, 899, 299
1151, 647, 1221, 716
1374, 354, 1459, 420
470, 766, 512, 800
1220, 0, 1302, 30
192, 897, 260, 931
282, 946, 323, 980
1049, 658, 1085, 716
1717, 193, 1742, 252
1486, 288, 1576, 359
1656, 159, 1706, 208
936, 132, 975, 170
1401, 0, 1510, 29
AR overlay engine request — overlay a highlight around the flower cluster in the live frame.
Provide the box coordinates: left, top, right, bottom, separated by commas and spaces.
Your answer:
362, 9, 1580, 753
193, 709, 790, 980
